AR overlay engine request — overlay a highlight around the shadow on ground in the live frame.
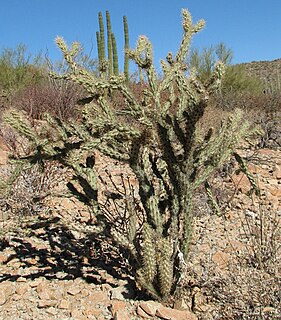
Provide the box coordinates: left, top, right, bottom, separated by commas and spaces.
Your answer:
0, 215, 138, 299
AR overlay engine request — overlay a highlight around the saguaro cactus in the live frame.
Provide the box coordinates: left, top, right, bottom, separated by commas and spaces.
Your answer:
3, 9, 258, 300
96, 11, 128, 78
97, 12, 106, 70
106, 11, 113, 76
111, 32, 119, 76
123, 15, 129, 82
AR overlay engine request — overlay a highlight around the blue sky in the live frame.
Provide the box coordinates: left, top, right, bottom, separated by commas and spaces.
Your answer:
1, 0, 280, 71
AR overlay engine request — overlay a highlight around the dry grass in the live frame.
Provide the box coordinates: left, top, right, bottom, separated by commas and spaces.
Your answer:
0, 161, 66, 217
209, 201, 281, 319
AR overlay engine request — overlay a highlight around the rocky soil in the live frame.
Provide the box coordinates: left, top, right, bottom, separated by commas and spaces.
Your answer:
0, 139, 280, 319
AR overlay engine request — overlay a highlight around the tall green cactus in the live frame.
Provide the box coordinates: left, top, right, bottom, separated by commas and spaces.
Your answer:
96, 31, 101, 67
111, 32, 119, 76
96, 11, 128, 78
106, 11, 113, 77
97, 12, 106, 70
3, 9, 259, 301
123, 15, 129, 82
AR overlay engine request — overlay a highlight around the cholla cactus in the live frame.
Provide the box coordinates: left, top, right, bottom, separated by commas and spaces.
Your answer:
4, 9, 256, 300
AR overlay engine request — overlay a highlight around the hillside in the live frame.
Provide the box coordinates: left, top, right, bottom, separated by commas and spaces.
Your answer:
241, 58, 281, 90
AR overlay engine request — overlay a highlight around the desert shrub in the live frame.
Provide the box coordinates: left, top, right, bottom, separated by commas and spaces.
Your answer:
206, 200, 281, 319
2, 9, 259, 301
13, 79, 85, 121
221, 64, 264, 95
212, 90, 281, 148
0, 45, 46, 101
205, 263, 280, 319
253, 110, 281, 148
0, 43, 97, 120
0, 161, 65, 217
188, 42, 233, 82
188, 43, 264, 106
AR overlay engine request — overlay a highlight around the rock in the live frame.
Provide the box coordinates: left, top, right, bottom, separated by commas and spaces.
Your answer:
0, 149, 8, 165
139, 300, 161, 317
79, 216, 90, 223
265, 184, 281, 197
113, 309, 131, 320
173, 298, 190, 311
273, 169, 281, 179
110, 300, 127, 314
227, 240, 246, 254
263, 306, 276, 313
60, 197, 75, 210
10, 293, 23, 301
71, 309, 86, 319
0, 254, 8, 264
155, 305, 198, 320
36, 280, 47, 293
46, 306, 57, 316
38, 299, 57, 308
58, 299, 71, 309
0, 291, 8, 306
80, 288, 91, 298
38, 289, 51, 300
0, 282, 15, 305
87, 290, 109, 305
0, 138, 9, 151
0, 212, 9, 222
16, 276, 27, 282
25, 258, 38, 265
83, 307, 102, 318
110, 284, 135, 300
55, 271, 68, 279
191, 287, 207, 313
36, 281, 59, 301
15, 283, 29, 295
136, 306, 152, 318
101, 283, 113, 292
231, 172, 252, 193
67, 285, 81, 296
268, 197, 280, 210
29, 277, 44, 287
212, 250, 230, 269
79, 210, 93, 224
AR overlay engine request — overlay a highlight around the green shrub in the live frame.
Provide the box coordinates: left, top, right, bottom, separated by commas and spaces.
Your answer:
188, 42, 233, 82
3, 9, 258, 300
188, 43, 264, 96
0, 44, 46, 93
222, 64, 264, 95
